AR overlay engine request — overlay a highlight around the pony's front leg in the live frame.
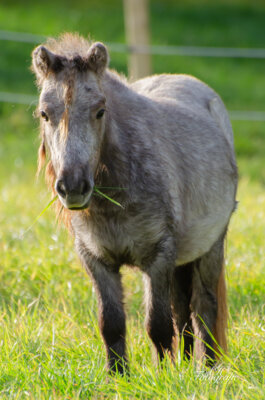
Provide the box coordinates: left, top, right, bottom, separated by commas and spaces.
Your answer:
77, 243, 127, 374
143, 256, 175, 361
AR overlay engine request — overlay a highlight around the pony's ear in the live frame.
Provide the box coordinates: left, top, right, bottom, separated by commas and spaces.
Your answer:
32, 45, 64, 80
87, 42, 109, 74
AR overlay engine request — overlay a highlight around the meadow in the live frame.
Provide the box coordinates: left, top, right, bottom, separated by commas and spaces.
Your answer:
0, 0, 264, 398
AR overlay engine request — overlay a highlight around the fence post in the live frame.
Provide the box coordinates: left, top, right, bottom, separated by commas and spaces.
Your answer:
123, 0, 152, 80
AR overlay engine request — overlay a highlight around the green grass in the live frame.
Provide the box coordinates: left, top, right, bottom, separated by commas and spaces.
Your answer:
0, 143, 264, 398
0, 175, 265, 398
0, 0, 265, 398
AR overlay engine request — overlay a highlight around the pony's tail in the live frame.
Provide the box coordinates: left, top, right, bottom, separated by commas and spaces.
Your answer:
213, 260, 228, 356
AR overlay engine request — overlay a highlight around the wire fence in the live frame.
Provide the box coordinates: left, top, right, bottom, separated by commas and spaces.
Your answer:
0, 30, 264, 121
1, 30, 265, 59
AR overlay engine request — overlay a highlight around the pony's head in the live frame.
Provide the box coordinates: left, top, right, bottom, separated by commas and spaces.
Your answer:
32, 33, 109, 210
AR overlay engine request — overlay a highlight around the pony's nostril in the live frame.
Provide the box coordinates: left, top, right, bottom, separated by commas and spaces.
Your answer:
56, 179, 67, 198
80, 180, 90, 196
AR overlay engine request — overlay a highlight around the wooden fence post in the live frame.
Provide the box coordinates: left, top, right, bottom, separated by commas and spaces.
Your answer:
123, 0, 152, 80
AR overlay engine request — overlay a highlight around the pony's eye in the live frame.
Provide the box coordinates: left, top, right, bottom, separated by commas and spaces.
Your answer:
96, 109, 105, 119
40, 110, 49, 121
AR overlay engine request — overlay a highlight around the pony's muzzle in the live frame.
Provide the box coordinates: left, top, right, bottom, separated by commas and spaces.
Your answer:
55, 175, 93, 210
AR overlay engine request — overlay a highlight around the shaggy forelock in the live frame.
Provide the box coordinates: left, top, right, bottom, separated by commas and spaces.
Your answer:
45, 33, 92, 59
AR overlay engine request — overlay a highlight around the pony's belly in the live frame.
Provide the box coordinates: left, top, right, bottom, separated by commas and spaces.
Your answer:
175, 210, 232, 265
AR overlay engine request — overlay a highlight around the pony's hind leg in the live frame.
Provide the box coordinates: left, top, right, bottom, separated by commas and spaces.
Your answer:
171, 262, 194, 358
190, 236, 227, 365
143, 266, 175, 361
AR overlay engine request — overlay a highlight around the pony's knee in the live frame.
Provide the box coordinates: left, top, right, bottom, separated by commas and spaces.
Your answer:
145, 310, 174, 357
99, 307, 126, 347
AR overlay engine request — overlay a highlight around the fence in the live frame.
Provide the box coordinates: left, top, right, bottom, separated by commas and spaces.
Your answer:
0, 30, 264, 121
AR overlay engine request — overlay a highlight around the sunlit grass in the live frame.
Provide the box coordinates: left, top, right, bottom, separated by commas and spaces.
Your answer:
0, 0, 265, 395
0, 130, 264, 398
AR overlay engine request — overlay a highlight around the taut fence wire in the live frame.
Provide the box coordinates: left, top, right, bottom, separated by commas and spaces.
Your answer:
1, 30, 265, 59
0, 30, 264, 121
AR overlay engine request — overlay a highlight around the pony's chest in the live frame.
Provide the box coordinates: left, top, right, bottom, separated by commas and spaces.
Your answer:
73, 210, 166, 267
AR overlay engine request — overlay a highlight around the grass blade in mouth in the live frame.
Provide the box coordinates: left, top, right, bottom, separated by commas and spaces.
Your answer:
93, 188, 124, 209
94, 186, 127, 190
23, 186, 124, 236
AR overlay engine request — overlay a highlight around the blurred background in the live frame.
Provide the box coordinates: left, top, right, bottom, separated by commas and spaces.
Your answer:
0, 0, 264, 189
0, 1, 264, 395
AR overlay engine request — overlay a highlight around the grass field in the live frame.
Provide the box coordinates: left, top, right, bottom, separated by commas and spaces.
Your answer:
0, 0, 264, 398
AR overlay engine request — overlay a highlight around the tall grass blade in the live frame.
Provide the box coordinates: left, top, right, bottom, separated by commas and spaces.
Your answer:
22, 195, 58, 235
93, 188, 124, 209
